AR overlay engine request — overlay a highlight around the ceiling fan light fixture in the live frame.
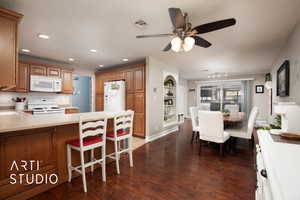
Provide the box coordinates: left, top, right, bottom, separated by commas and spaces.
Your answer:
183, 36, 195, 52
171, 37, 182, 52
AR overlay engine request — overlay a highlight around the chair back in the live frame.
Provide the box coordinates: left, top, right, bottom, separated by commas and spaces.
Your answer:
79, 113, 108, 146
113, 110, 134, 137
224, 104, 239, 116
246, 107, 259, 138
189, 107, 198, 129
198, 103, 211, 111
198, 111, 224, 141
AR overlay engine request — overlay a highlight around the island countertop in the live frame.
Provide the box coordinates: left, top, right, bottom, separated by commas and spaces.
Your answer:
0, 111, 118, 133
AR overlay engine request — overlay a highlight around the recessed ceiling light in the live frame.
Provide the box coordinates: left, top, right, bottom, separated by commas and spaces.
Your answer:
122, 58, 129, 62
38, 34, 49, 39
21, 49, 31, 53
98, 64, 104, 67
68, 58, 75, 62
90, 49, 97, 53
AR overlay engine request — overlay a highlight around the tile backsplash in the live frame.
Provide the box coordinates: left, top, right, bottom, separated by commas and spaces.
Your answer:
0, 92, 71, 107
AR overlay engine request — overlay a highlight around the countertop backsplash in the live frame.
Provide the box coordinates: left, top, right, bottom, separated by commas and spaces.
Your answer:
0, 92, 72, 109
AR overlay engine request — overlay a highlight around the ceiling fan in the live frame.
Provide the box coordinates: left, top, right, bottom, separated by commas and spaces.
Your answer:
136, 8, 236, 52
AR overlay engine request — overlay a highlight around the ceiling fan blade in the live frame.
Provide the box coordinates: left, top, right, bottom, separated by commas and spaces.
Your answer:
136, 34, 173, 38
168, 8, 185, 29
163, 42, 172, 51
192, 36, 212, 48
192, 18, 236, 34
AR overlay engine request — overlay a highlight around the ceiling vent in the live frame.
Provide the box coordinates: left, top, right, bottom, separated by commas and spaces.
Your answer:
134, 20, 148, 29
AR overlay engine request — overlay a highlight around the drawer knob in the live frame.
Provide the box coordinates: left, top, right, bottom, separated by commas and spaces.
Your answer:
260, 169, 267, 178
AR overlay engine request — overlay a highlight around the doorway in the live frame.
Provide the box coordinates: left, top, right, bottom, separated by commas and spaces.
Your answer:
72, 74, 91, 112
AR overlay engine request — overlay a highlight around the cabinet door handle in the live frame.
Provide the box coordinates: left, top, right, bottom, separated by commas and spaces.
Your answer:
260, 169, 267, 178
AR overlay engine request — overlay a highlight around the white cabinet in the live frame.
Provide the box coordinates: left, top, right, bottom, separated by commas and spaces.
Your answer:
256, 144, 273, 200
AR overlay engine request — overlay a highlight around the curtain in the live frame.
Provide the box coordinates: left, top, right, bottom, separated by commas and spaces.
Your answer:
241, 80, 252, 119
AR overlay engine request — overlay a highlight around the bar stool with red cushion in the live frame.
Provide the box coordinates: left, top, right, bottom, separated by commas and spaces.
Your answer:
106, 110, 134, 174
66, 113, 108, 192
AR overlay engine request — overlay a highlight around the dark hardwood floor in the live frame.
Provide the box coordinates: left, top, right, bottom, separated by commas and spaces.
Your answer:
30, 120, 255, 200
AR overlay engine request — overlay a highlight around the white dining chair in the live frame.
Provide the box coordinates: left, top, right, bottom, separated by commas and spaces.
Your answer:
190, 106, 200, 143
198, 103, 211, 111
226, 107, 259, 148
224, 104, 239, 116
198, 111, 230, 157
106, 110, 134, 174
66, 113, 108, 192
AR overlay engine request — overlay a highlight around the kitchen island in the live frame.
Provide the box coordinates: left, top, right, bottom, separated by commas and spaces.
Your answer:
0, 111, 119, 200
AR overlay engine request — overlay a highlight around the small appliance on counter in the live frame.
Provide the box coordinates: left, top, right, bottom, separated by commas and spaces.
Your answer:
104, 80, 125, 112
274, 102, 300, 135
28, 98, 65, 115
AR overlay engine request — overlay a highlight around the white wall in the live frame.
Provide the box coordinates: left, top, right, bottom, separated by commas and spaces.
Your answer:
270, 20, 300, 105
178, 78, 188, 117
145, 56, 179, 138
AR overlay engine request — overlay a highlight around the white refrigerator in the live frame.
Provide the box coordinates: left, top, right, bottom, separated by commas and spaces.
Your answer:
104, 80, 125, 112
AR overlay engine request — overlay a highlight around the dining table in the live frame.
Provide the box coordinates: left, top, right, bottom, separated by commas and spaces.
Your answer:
223, 112, 245, 126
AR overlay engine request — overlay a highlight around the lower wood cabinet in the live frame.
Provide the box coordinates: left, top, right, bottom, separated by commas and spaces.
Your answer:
133, 113, 145, 137
65, 108, 79, 114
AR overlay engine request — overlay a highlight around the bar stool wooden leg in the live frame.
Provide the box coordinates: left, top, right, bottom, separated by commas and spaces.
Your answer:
91, 149, 94, 172
80, 150, 87, 193
67, 144, 72, 182
114, 141, 120, 174
101, 146, 106, 182
129, 138, 133, 167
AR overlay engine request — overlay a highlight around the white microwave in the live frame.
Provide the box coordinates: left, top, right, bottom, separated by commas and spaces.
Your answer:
30, 75, 62, 92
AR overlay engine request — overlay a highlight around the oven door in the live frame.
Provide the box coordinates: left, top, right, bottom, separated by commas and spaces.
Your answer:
30, 75, 61, 92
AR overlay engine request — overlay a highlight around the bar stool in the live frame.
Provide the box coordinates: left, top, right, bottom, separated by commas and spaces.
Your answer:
106, 110, 134, 174
66, 113, 108, 192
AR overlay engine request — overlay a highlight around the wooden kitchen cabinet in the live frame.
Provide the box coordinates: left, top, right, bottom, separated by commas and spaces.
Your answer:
0, 8, 22, 90
126, 93, 134, 110
96, 76, 104, 94
134, 67, 144, 92
61, 69, 73, 94
65, 108, 79, 114
96, 94, 104, 111
47, 66, 61, 77
30, 65, 47, 76
134, 113, 145, 137
125, 70, 134, 92
16, 62, 29, 92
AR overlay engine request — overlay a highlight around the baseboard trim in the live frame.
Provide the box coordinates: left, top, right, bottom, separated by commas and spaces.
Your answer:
145, 126, 179, 143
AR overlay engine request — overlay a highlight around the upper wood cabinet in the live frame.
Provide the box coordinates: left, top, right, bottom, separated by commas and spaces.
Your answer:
134, 67, 144, 92
47, 67, 61, 77
0, 8, 22, 90
30, 65, 47, 76
125, 71, 134, 93
61, 69, 73, 94
96, 75, 104, 94
16, 62, 29, 92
